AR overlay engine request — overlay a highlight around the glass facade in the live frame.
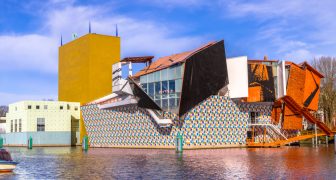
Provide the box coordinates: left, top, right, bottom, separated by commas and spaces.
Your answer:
140, 64, 184, 112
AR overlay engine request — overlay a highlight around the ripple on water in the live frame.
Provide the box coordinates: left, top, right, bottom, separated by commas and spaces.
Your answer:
0, 146, 335, 179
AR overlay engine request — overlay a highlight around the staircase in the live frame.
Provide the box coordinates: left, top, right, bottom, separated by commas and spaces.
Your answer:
281, 96, 333, 136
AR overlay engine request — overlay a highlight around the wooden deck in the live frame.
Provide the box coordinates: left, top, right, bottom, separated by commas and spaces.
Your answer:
247, 133, 327, 148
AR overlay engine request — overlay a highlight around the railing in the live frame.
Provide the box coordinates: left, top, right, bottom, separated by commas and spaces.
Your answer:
249, 123, 288, 140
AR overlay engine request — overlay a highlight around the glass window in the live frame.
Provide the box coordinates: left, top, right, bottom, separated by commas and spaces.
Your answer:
169, 80, 176, 96
169, 98, 176, 108
142, 83, 148, 93
162, 99, 168, 109
36, 105, 40, 109
37, 118, 45, 131
19, 119, 22, 132
176, 65, 182, 78
162, 81, 168, 98
60, 106, 63, 110
15, 119, 17, 132
67, 104, 70, 110
140, 75, 147, 84
44, 105, 48, 110
155, 100, 161, 107
75, 106, 78, 111
175, 79, 182, 93
148, 73, 154, 83
28, 105, 31, 109
161, 69, 168, 81
250, 112, 259, 124
167, 66, 176, 80
154, 82, 161, 100
148, 83, 154, 98
154, 71, 160, 82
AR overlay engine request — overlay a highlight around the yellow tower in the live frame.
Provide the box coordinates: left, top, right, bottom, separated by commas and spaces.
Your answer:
58, 33, 120, 142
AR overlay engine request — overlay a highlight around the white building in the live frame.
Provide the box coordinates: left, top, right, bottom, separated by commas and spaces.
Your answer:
1, 101, 80, 146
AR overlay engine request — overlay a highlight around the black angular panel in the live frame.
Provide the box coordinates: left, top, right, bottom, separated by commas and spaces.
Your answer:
128, 77, 162, 110
179, 40, 229, 116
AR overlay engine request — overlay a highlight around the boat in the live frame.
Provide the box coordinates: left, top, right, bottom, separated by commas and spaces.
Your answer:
0, 148, 18, 172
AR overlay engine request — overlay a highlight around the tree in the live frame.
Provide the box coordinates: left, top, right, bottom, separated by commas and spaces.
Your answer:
312, 57, 336, 128
0, 106, 8, 117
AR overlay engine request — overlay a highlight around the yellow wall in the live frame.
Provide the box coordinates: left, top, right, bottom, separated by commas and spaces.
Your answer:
58, 34, 120, 142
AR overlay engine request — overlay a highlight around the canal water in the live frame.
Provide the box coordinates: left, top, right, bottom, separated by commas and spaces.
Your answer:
1, 145, 336, 179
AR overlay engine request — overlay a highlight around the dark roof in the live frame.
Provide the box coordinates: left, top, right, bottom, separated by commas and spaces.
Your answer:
133, 41, 217, 78
120, 56, 154, 63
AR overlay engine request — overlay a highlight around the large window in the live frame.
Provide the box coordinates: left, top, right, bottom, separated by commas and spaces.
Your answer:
37, 118, 45, 131
139, 64, 184, 112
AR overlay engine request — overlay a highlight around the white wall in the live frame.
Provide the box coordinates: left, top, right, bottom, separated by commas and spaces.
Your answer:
226, 56, 248, 98
277, 60, 287, 98
6, 101, 80, 133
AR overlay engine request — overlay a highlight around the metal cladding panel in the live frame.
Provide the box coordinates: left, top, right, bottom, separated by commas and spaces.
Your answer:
303, 69, 321, 111
226, 56, 248, 98
247, 64, 276, 102
179, 40, 228, 116
128, 78, 162, 110
277, 61, 287, 98
286, 65, 306, 106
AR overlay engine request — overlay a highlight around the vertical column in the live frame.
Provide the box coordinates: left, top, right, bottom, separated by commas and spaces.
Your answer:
252, 126, 255, 143
263, 126, 266, 143
326, 136, 328, 147
128, 62, 133, 76
314, 124, 317, 146
334, 134, 336, 153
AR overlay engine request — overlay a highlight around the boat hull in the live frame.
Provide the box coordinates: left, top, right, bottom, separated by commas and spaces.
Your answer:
0, 162, 17, 172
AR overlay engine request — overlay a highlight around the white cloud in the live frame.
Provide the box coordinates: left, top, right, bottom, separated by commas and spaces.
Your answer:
0, 2, 206, 104
0, 34, 58, 73
223, 0, 336, 62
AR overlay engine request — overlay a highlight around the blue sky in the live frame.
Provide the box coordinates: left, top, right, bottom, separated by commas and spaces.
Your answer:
1, 0, 336, 105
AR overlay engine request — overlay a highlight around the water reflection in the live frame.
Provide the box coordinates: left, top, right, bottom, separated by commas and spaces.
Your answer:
0, 146, 335, 179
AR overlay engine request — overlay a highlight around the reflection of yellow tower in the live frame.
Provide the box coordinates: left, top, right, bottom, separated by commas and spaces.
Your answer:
58, 33, 120, 143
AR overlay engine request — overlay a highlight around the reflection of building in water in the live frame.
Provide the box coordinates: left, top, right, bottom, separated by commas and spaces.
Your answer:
68, 33, 331, 149
0, 101, 80, 146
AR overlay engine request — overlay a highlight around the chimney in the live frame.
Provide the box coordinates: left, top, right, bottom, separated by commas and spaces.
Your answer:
264, 55, 268, 61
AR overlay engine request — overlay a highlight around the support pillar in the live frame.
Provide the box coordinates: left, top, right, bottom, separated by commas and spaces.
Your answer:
263, 126, 266, 143
252, 126, 255, 143
334, 134, 336, 153
326, 136, 328, 146
314, 124, 317, 146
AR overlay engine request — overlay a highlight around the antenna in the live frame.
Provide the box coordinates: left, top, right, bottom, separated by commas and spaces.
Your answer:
115, 24, 118, 37
60, 34, 63, 46
89, 21, 91, 34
